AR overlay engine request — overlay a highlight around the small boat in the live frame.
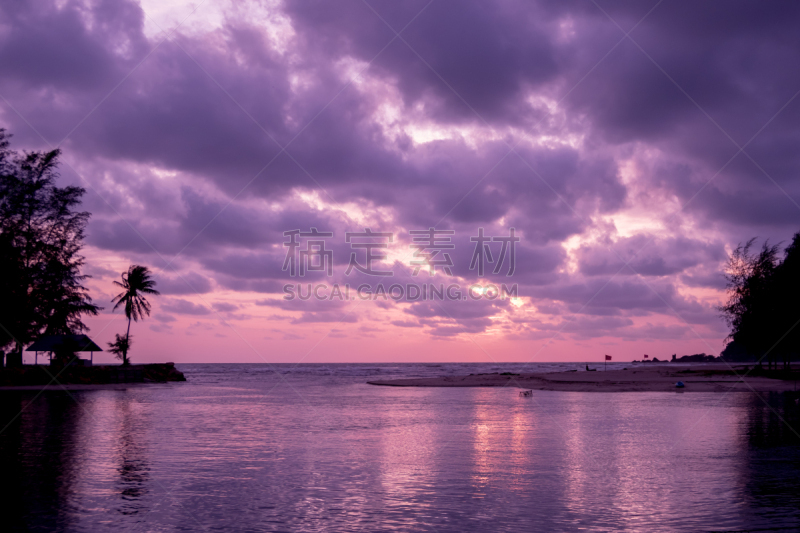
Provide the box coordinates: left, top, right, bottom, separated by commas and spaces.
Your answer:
675, 381, 685, 388
519, 390, 533, 397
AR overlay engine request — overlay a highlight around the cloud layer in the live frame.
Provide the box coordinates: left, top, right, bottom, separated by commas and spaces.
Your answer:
2, 0, 798, 361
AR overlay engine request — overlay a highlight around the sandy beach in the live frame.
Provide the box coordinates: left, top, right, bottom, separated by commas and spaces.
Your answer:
367, 365, 800, 392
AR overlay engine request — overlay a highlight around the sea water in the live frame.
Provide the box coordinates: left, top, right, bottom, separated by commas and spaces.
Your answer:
1, 363, 799, 532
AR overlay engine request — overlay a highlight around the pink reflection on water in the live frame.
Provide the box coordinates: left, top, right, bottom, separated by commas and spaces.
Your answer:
3, 367, 798, 531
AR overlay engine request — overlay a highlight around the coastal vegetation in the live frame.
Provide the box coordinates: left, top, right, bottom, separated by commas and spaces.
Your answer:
110, 265, 160, 365
107, 334, 133, 365
720, 234, 800, 370
0, 130, 99, 354
0, 129, 166, 369
0, 129, 183, 383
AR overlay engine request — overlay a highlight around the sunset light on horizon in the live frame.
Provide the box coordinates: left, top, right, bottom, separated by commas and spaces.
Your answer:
3, 0, 799, 364
4, 2, 800, 531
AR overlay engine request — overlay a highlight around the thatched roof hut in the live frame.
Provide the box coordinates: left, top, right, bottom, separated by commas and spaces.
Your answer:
27, 334, 102, 352
27, 334, 102, 364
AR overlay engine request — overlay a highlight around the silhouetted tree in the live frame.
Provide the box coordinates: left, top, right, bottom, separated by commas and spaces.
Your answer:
0, 129, 100, 352
771, 233, 800, 368
107, 334, 132, 363
720, 235, 800, 370
111, 265, 159, 365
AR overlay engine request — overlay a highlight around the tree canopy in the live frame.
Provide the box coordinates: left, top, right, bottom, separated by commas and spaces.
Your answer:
0, 129, 100, 351
720, 233, 800, 368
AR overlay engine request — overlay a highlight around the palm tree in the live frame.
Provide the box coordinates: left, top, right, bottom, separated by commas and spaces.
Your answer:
111, 265, 159, 365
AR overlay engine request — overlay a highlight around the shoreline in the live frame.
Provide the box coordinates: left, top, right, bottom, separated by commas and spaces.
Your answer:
367, 365, 800, 392
0, 362, 186, 389
0, 382, 162, 391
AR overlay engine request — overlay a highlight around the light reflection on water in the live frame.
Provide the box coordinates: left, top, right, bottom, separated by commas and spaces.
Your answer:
1, 363, 799, 532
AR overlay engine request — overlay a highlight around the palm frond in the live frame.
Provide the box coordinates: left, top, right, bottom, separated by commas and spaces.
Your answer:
110, 264, 159, 322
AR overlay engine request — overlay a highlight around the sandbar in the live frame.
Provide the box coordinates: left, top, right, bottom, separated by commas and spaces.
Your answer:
367, 365, 800, 392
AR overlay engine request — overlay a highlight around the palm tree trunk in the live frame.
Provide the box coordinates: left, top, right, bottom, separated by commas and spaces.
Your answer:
124, 316, 132, 365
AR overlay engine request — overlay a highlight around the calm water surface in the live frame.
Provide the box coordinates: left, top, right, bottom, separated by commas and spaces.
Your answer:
1, 362, 799, 532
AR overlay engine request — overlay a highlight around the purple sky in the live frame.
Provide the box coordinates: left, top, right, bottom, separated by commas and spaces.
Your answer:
2, 0, 799, 363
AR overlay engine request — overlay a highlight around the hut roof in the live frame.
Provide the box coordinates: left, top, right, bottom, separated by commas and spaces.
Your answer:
26, 334, 103, 352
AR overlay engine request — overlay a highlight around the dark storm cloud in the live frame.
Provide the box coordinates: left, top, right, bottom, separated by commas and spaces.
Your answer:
551, 315, 634, 340
554, 1, 800, 231
156, 271, 214, 295
576, 235, 726, 278
0, 0, 146, 92
618, 323, 692, 342
518, 315, 694, 342
679, 270, 726, 290
285, 0, 560, 125
85, 180, 351, 262
3, 0, 799, 341
534, 277, 715, 325
1, 0, 619, 220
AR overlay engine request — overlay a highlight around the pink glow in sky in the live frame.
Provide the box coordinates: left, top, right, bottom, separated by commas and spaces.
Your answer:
4, 0, 800, 363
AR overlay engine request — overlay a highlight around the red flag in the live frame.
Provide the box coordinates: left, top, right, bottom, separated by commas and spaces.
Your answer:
644, 354, 649, 359
605, 355, 612, 361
